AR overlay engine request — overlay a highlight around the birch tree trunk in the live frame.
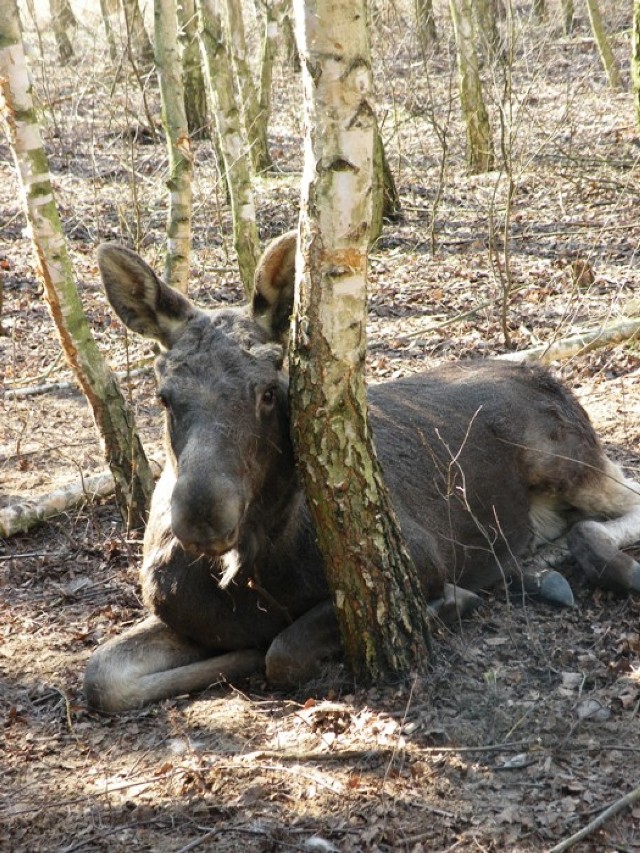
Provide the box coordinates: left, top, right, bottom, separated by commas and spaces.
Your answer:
474, 0, 501, 60
50, 0, 75, 63
415, 0, 437, 52
449, 0, 494, 173
289, 0, 432, 682
633, 0, 640, 128
585, 0, 622, 89
196, 0, 260, 295
224, 0, 271, 174
122, 0, 155, 65
0, 0, 155, 530
154, 0, 193, 292
259, 0, 287, 150
100, 0, 119, 61
561, 0, 574, 34
178, 0, 208, 138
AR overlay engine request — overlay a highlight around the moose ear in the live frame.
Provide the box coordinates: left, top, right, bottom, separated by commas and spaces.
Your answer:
98, 244, 196, 348
251, 230, 297, 343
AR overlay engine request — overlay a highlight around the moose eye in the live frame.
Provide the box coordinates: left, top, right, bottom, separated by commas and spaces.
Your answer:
260, 386, 277, 411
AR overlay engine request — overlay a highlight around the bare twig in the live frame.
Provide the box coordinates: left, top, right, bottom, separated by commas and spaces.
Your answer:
548, 783, 640, 853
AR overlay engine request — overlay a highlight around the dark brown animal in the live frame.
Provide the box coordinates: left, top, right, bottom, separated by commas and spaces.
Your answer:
86, 232, 640, 712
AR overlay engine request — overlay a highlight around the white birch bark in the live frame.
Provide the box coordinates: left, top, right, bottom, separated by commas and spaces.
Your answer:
178, 0, 209, 137
0, 0, 155, 529
224, 0, 271, 174
196, 0, 260, 295
289, 0, 432, 681
154, 0, 193, 293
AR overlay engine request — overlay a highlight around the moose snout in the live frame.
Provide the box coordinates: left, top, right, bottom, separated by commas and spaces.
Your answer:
170, 475, 244, 555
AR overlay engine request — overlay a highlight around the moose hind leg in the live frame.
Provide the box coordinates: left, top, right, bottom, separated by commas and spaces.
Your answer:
568, 459, 640, 593
265, 601, 342, 685
85, 615, 264, 712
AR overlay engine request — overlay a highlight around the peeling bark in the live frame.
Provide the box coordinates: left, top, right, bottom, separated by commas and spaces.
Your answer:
290, 0, 432, 682
0, 0, 155, 530
196, 0, 260, 295
154, 0, 193, 292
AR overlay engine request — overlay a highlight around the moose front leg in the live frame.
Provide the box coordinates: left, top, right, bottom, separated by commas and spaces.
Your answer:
85, 616, 264, 712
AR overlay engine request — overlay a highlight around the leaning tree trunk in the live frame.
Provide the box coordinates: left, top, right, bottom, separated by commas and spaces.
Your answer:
289, 0, 432, 683
633, 0, 640, 128
449, 0, 494, 173
0, 0, 155, 530
154, 0, 193, 293
224, 0, 271, 174
585, 0, 622, 89
196, 0, 260, 295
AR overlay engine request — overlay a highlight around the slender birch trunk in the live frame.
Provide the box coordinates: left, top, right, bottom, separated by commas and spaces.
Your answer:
258, 0, 287, 151
561, 0, 574, 34
585, 0, 622, 89
449, 0, 494, 173
633, 0, 640, 128
415, 0, 437, 52
196, 0, 260, 295
475, 0, 501, 60
50, 0, 75, 63
289, 0, 432, 682
224, 0, 271, 174
178, 0, 208, 138
122, 0, 154, 65
100, 0, 119, 61
154, 0, 193, 292
0, 0, 155, 530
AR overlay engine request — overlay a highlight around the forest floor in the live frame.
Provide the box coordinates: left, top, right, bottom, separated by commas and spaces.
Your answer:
3, 3, 640, 851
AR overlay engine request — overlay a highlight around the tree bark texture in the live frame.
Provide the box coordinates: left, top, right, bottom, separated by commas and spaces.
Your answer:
154, 0, 193, 293
634, 0, 640, 128
415, 0, 437, 52
224, 0, 271, 174
178, 0, 209, 138
196, 0, 260, 295
585, 0, 622, 89
258, 0, 291, 159
290, 0, 432, 683
49, 0, 75, 63
449, 0, 495, 173
122, 0, 154, 65
0, 0, 155, 530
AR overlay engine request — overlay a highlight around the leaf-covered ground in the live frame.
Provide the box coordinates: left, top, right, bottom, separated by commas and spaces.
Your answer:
3, 2, 640, 850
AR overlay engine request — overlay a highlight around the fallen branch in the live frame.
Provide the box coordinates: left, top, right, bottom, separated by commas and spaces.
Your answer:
548, 782, 640, 853
498, 318, 640, 365
0, 462, 161, 538
4, 364, 153, 399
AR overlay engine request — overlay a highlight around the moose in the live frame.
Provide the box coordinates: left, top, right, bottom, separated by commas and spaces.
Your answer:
86, 232, 640, 712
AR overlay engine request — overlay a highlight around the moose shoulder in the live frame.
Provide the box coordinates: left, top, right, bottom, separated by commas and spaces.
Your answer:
86, 232, 640, 712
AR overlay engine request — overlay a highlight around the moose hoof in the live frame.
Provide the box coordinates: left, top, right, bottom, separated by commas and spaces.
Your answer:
538, 570, 575, 608
628, 561, 640, 593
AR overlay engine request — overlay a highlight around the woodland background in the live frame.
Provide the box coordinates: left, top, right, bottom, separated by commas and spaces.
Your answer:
3, 0, 640, 850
